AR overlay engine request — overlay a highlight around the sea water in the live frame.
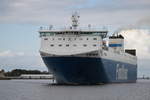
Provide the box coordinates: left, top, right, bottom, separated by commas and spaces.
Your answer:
0, 79, 150, 100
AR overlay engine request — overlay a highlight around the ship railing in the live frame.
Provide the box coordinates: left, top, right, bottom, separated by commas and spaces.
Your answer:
39, 26, 108, 38
39, 26, 108, 32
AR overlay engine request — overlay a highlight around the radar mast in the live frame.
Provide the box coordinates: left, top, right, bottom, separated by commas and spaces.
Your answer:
71, 12, 80, 29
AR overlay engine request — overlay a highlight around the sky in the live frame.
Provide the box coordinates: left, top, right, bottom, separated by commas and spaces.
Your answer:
0, 0, 150, 77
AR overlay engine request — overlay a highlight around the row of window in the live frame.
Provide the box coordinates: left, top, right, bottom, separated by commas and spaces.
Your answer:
86, 53, 98, 56
40, 32, 102, 37
44, 38, 97, 41
50, 44, 97, 47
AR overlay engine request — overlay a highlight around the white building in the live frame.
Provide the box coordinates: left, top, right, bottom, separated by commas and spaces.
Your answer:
19, 74, 53, 79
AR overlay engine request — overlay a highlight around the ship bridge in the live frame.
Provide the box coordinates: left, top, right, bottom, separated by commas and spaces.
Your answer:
39, 12, 108, 39
39, 12, 108, 56
39, 28, 108, 39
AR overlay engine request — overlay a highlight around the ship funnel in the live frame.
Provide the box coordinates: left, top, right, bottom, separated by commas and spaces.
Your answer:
71, 12, 80, 29
109, 34, 124, 52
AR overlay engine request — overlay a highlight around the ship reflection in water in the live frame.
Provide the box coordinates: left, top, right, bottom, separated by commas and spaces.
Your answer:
0, 79, 150, 100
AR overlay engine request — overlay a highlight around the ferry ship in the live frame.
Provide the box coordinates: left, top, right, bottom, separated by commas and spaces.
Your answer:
39, 13, 137, 84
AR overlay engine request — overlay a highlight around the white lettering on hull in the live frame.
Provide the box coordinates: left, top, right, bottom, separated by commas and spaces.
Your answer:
116, 64, 128, 80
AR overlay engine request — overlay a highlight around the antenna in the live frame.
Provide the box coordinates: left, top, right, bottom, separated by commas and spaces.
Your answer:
49, 25, 53, 30
71, 12, 80, 29
40, 26, 43, 30
88, 24, 91, 29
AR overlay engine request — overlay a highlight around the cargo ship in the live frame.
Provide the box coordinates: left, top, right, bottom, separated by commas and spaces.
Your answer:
39, 13, 137, 84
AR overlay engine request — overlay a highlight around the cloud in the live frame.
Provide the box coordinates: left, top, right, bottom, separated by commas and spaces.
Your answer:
0, 50, 46, 71
119, 29, 150, 76
0, 0, 90, 24
136, 16, 150, 26
0, 50, 25, 57
138, 59, 150, 76
0, 0, 150, 28
120, 29, 150, 59
71, 0, 98, 9
72, 0, 150, 11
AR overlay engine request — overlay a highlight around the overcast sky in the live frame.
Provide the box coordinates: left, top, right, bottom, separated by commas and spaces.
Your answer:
0, 0, 150, 77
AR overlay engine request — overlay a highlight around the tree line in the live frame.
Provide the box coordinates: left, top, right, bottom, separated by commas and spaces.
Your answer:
4, 69, 50, 77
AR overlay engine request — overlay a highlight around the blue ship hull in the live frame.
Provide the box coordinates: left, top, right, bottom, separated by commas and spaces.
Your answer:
42, 57, 137, 84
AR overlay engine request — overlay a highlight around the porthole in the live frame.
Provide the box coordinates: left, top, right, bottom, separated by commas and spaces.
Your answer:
58, 44, 62, 47
83, 44, 87, 47
50, 44, 54, 47
79, 38, 83, 40
66, 44, 69, 47
58, 38, 62, 40
73, 44, 77, 47
93, 44, 97, 47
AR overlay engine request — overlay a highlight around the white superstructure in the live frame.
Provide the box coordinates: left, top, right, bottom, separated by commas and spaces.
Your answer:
39, 13, 137, 65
